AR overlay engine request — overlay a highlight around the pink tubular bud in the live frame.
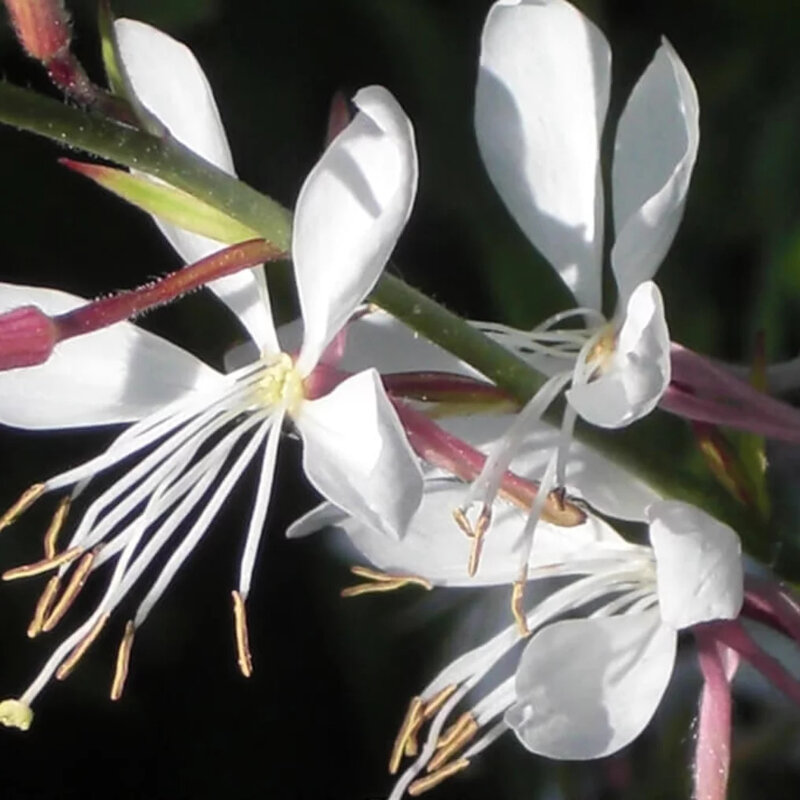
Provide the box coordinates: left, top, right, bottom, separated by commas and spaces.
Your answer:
0, 305, 57, 370
4, 0, 71, 63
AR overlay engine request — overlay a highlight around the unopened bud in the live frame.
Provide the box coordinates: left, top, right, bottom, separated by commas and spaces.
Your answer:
4, 0, 71, 63
0, 305, 57, 370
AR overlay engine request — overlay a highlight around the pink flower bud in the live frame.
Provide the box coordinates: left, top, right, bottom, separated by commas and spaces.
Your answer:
4, 0, 71, 63
0, 305, 57, 370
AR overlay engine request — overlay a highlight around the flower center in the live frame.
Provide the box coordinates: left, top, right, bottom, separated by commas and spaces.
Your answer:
586, 323, 618, 373
254, 352, 304, 415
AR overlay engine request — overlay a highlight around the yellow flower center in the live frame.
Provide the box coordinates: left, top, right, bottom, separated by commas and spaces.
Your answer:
255, 352, 304, 415
586, 323, 617, 373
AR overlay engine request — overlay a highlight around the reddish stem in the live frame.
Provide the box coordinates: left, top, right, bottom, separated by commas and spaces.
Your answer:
53, 239, 283, 342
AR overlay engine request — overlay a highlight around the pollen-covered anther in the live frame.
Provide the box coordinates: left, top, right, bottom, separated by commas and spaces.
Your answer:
27, 575, 60, 638
0, 698, 34, 731
56, 612, 110, 681
42, 547, 99, 632
428, 712, 478, 772
110, 620, 135, 701
2, 545, 83, 581
389, 696, 424, 775
43, 496, 70, 559
232, 590, 253, 678
341, 565, 433, 598
0, 483, 45, 533
408, 759, 470, 796
511, 579, 529, 637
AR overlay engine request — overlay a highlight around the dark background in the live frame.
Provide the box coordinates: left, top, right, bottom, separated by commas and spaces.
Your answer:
1, 1, 800, 798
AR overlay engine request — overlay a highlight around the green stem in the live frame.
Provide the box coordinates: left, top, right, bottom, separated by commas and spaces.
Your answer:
0, 82, 780, 573
0, 83, 292, 250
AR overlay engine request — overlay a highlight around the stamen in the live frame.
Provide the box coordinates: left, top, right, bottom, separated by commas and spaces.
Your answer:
422, 685, 458, 721
390, 696, 424, 775
56, 613, 110, 680
511, 580, 529, 636
429, 713, 478, 771
0, 483, 45, 532
42, 548, 98, 632
341, 566, 433, 598
453, 505, 492, 577
110, 620, 135, 701
43, 496, 70, 559
232, 590, 253, 678
0, 698, 33, 731
408, 759, 470, 796
27, 575, 60, 638
2, 546, 83, 581
452, 507, 471, 537
435, 711, 475, 750
403, 685, 460, 760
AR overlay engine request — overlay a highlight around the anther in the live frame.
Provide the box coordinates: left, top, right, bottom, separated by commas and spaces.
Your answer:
43, 496, 70, 559
422, 685, 458, 721
232, 590, 253, 678
41, 548, 98, 632
341, 566, 432, 598
408, 759, 470, 796
430, 713, 477, 771
511, 580, 529, 637
0, 483, 45, 532
389, 696, 424, 775
110, 620, 135, 701
56, 613, 110, 681
27, 575, 60, 638
2, 546, 83, 581
452, 507, 472, 537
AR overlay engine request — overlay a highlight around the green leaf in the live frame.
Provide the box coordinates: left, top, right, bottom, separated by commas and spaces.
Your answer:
62, 159, 262, 245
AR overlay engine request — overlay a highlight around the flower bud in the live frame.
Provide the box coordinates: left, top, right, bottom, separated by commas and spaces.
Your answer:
3, 0, 71, 63
0, 305, 57, 370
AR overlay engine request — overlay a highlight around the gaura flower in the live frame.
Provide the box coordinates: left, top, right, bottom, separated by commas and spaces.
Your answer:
474, 0, 699, 429
0, 20, 423, 727
293, 420, 743, 797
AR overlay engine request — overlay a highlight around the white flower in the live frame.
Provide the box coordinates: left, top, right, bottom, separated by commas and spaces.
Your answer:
296, 436, 742, 795
474, 0, 699, 428
0, 21, 422, 723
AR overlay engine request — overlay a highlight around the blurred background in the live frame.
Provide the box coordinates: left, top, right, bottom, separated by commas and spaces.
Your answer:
1, 0, 800, 797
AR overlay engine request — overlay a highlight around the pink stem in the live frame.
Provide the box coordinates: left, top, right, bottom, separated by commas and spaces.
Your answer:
0, 239, 284, 371
703, 620, 800, 707
53, 239, 283, 342
668, 344, 800, 438
661, 385, 800, 444
744, 576, 800, 645
382, 370, 515, 406
693, 628, 739, 800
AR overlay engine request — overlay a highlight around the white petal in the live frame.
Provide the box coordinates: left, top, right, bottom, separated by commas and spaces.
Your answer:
440, 414, 661, 521
506, 609, 676, 758
611, 40, 700, 307
286, 501, 348, 539
566, 282, 670, 428
475, 0, 610, 310
278, 309, 484, 377
338, 310, 485, 377
294, 87, 418, 374
296, 369, 423, 539
319, 477, 630, 586
648, 500, 743, 629
114, 19, 277, 352
0, 283, 223, 429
